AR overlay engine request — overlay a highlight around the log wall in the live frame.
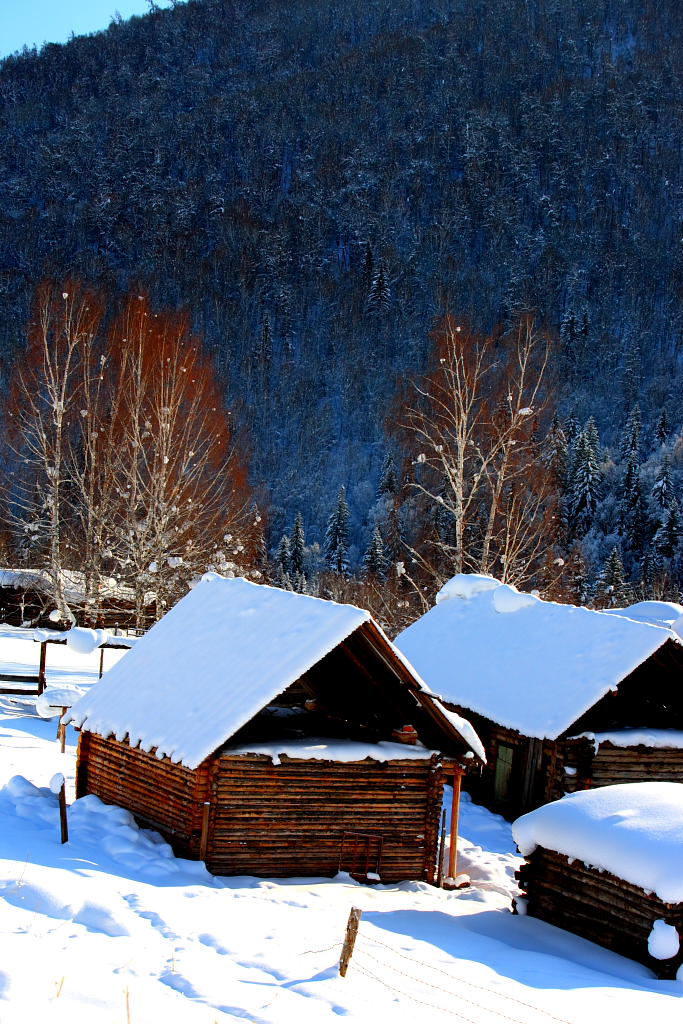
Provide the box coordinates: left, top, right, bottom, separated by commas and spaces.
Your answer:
77, 735, 449, 882
590, 744, 683, 787
76, 731, 209, 858
205, 754, 447, 882
517, 848, 683, 978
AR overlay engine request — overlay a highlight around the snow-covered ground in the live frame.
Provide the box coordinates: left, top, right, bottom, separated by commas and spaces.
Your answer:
0, 653, 681, 1021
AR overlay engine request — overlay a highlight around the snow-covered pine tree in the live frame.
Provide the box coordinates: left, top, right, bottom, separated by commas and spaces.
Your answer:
617, 454, 646, 552
638, 547, 662, 600
324, 486, 351, 574
290, 512, 306, 581
363, 525, 387, 578
568, 418, 602, 536
545, 412, 568, 492
275, 534, 291, 587
595, 545, 629, 607
619, 404, 642, 463
654, 499, 682, 562
651, 455, 674, 511
366, 258, 391, 315
655, 410, 670, 447
378, 452, 398, 496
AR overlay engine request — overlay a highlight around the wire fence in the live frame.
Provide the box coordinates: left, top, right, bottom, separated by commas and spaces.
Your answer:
302, 917, 578, 1024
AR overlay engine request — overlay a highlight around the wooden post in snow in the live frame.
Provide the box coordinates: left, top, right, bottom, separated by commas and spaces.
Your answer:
58, 707, 67, 753
339, 907, 362, 977
99, 646, 105, 679
51, 773, 68, 844
448, 771, 462, 881
38, 640, 47, 695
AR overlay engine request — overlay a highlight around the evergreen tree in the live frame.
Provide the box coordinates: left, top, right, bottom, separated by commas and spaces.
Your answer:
617, 455, 646, 552
290, 512, 306, 578
363, 525, 387, 577
275, 534, 291, 587
324, 486, 351, 574
596, 545, 629, 607
654, 499, 682, 562
639, 547, 662, 600
655, 410, 670, 447
366, 258, 391, 315
378, 452, 398, 496
564, 411, 581, 444
651, 455, 674, 511
385, 504, 403, 566
545, 412, 568, 491
619, 404, 642, 463
568, 418, 602, 536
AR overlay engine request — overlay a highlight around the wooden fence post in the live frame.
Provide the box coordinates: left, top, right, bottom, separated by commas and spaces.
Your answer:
59, 782, 68, 844
38, 640, 47, 695
58, 707, 67, 753
339, 907, 362, 977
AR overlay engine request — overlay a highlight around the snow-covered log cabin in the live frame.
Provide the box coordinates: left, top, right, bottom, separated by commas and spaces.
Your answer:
395, 575, 683, 819
513, 783, 683, 978
66, 574, 483, 882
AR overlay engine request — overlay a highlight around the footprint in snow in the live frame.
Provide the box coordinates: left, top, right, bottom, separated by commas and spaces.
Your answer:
198, 932, 229, 955
122, 893, 179, 941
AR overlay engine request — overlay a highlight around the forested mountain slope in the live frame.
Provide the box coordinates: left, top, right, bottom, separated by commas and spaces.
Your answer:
1, 0, 681, 548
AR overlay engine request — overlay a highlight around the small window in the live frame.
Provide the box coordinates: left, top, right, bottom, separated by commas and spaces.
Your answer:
494, 742, 515, 801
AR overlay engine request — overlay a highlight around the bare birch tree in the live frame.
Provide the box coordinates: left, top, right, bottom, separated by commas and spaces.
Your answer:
5, 281, 103, 621
404, 314, 561, 592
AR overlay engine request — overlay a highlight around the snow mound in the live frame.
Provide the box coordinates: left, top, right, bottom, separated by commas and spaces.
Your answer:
65, 627, 107, 655
605, 601, 683, 628
649, 920, 681, 961
436, 574, 501, 604
513, 782, 683, 904
36, 685, 86, 718
491, 585, 538, 614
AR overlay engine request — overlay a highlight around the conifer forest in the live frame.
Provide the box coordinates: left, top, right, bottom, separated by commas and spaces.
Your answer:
0, 0, 682, 626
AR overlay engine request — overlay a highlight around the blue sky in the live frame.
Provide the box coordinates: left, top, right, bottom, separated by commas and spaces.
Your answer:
0, 0, 180, 59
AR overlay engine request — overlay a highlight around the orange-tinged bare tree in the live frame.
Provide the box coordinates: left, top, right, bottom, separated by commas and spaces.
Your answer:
4, 284, 256, 625
403, 313, 562, 592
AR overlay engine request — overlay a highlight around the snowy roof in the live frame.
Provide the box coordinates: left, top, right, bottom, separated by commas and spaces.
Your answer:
67, 575, 475, 770
395, 574, 679, 740
603, 600, 683, 629
512, 782, 683, 904
571, 729, 683, 751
